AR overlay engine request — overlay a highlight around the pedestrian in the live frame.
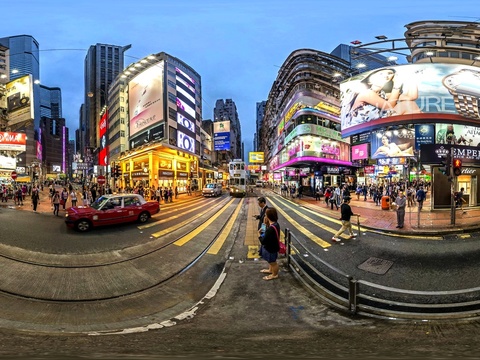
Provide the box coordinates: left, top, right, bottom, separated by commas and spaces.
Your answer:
31, 186, 40, 212
395, 191, 407, 229
156, 187, 162, 204
406, 187, 414, 207
324, 187, 332, 206
258, 207, 280, 281
332, 196, 359, 242
16, 187, 23, 206
70, 188, 77, 207
174, 186, 178, 199
61, 187, 69, 210
168, 187, 173, 202
254, 196, 269, 231
456, 187, 467, 213
52, 190, 60, 216
416, 186, 426, 211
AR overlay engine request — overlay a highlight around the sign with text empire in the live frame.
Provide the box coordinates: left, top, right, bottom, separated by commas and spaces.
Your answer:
420, 144, 480, 164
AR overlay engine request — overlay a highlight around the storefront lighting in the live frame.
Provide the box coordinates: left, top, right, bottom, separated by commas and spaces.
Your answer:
124, 71, 131, 75
401, 129, 407, 135
385, 131, 392, 137
376, 133, 383, 138
134, 63, 142, 68
147, 55, 156, 60
393, 130, 399, 135
129, 67, 136, 71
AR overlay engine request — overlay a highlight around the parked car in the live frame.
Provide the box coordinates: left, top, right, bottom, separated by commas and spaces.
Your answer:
65, 194, 160, 232
202, 183, 223, 197
256, 181, 264, 187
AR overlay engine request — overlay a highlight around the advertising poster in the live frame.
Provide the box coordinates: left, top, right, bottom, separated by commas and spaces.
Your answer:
435, 124, 480, 146
128, 62, 164, 138
340, 63, 480, 137
351, 143, 369, 160
98, 111, 108, 166
214, 121, 231, 151
414, 124, 435, 150
5, 75, 34, 126
0, 132, 27, 151
371, 129, 415, 159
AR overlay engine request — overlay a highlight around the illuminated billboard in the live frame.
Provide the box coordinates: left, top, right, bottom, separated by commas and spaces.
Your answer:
98, 111, 108, 166
5, 75, 34, 126
340, 64, 480, 137
214, 121, 230, 151
370, 129, 415, 159
435, 123, 480, 146
128, 62, 164, 138
249, 152, 264, 163
177, 130, 195, 153
351, 143, 369, 160
0, 132, 27, 151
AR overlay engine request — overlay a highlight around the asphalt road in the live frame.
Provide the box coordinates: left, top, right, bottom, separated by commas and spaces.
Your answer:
1, 195, 480, 358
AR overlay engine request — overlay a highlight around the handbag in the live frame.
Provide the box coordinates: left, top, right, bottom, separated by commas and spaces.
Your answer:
270, 224, 286, 255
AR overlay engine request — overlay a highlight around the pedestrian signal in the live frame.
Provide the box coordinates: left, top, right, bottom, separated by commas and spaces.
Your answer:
439, 153, 451, 176
453, 159, 462, 176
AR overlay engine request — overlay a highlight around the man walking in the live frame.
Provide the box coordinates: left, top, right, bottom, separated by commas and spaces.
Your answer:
395, 191, 407, 229
416, 186, 426, 211
332, 196, 360, 242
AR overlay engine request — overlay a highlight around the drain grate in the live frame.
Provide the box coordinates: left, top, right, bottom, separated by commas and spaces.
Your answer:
358, 257, 394, 275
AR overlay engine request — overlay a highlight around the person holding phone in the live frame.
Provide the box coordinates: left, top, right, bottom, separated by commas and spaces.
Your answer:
254, 197, 268, 231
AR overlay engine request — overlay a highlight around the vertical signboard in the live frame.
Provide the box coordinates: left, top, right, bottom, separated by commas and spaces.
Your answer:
214, 120, 231, 151
98, 111, 108, 166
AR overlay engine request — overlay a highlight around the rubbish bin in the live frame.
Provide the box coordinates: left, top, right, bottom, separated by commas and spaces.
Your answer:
381, 196, 390, 210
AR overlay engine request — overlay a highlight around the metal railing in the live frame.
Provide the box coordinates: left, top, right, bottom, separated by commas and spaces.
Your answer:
284, 228, 480, 321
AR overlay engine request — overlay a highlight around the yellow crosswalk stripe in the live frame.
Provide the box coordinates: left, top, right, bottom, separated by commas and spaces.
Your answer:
208, 199, 244, 254
173, 198, 236, 246
268, 198, 332, 248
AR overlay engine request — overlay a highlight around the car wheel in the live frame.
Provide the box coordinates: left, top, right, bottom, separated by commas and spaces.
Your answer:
75, 219, 91, 232
138, 211, 150, 223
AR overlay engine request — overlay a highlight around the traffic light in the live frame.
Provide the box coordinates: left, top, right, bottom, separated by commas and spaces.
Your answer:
439, 153, 451, 176
115, 164, 122, 178
453, 158, 462, 176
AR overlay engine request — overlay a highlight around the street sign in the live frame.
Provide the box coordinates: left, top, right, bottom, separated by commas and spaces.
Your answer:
97, 175, 106, 185
11, 171, 17, 180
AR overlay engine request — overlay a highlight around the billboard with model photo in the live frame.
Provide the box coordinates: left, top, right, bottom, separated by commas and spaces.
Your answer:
370, 129, 415, 159
128, 62, 164, 138
340, 63, 480, 137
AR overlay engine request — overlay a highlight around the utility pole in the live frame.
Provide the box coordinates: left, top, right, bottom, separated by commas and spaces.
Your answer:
450, 147, 455, 225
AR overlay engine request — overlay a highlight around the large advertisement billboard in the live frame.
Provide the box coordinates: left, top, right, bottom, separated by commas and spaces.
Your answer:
249, 152, 264, 163
5, 75, 34, 126
340, 63, 480, 137
128, 62, 164, 138
214, 120, 230, 151
0, 132, 26, 151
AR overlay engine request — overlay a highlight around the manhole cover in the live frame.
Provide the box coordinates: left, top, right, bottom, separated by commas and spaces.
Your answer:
358, 257, 394, 275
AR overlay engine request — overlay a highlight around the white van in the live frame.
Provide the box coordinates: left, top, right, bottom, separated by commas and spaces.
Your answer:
255, 180, 263, 187
202, 183, 223, 197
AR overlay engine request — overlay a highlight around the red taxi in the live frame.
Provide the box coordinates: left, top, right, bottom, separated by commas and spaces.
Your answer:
65, 194, 160, 232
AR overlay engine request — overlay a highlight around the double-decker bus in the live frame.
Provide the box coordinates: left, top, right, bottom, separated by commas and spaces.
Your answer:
228, 159, 246, 197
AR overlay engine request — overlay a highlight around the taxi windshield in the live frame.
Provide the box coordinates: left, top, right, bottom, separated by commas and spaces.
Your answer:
90, 196, 110, 210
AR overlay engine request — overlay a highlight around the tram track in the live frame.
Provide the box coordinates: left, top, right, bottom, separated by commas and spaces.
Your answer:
0, 197, 242, 302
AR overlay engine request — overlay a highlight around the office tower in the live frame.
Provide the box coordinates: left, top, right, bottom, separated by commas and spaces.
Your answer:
83, 43, 131, 160
39, 85, 62, 119
0, 35, 41, 170
331, 43, 398, 72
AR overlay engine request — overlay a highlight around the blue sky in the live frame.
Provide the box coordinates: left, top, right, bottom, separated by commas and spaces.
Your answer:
3, 0, 479, 155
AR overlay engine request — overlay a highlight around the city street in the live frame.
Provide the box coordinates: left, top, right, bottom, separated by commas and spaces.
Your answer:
0, 188, 479, 358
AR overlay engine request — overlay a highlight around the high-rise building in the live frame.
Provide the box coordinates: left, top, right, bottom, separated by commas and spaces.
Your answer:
39, 85, 62, 119
213, 99, 242, 160
83, 43, 131, 162
0, 35, 41, 172
255, 101, 266, 151
331, 43, 398, 72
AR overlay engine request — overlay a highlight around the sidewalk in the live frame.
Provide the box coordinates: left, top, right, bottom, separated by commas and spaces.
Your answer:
274, 189, 480, 235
